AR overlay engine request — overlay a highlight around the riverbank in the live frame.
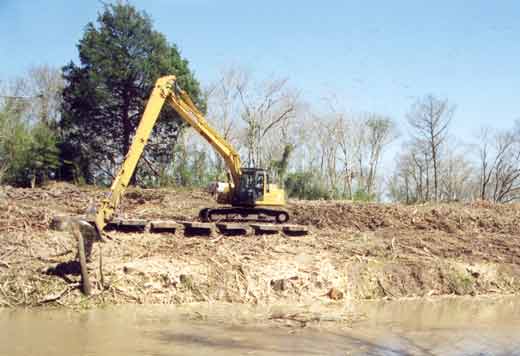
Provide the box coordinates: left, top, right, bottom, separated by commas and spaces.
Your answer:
1, 182, 520, 308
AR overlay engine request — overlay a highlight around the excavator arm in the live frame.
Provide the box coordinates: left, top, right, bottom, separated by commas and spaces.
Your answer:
93, 75, 242, 233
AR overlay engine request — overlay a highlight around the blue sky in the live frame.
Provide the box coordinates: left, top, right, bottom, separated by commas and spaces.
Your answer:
1, 0, 519, 138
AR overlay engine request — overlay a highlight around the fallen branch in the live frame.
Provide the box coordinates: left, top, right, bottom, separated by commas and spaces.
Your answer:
0, 297, 13, 307
112, 286, 140, 301
0, 247, 17, 260
269, 311, 346, 327
0, 283, 14, 306
0, 260, 9, 268
209, 235, 224, 244
50, 249, 74, 258
37, 284, 79, 305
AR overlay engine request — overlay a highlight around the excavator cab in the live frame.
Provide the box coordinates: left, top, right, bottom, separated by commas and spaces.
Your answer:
233, 168, 268, 206
207, 167, 288, 222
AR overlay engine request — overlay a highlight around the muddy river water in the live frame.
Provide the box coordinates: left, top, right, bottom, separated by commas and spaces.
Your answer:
1, 296, 520, 355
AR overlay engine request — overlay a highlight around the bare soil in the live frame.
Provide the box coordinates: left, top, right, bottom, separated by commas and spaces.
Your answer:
1, 182, 520, 308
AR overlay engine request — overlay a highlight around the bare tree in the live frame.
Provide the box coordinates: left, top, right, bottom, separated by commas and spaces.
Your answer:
201, 66, 306, 192
439, 141, 475, 201
492, 131, 520, 202
1, 65, 64, 126
475, 124, 520, 203
0, 66, 63, 185
235, 73, 299, 168
296, 107, 396, 200
26, 65, 64, 126
477, 126, 493, 200
407, 95, 455, 201
203, 68, 245, 178
335, 113, 355, 198
362, 113, 398, 196
388, 151, 415, 203
389, 143, 430, 203
315, 116, 342, 196
410, 144, 430, 201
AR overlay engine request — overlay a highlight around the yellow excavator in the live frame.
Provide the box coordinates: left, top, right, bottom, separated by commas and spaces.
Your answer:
93, 75, 289, 235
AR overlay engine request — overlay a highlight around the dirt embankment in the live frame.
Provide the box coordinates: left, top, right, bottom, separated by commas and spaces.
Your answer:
1, 183, 520, 308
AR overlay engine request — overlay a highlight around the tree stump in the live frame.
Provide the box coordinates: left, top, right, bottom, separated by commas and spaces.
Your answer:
73, 222, 93, 296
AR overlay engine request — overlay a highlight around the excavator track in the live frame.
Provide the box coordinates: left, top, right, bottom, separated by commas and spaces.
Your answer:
51, 215, 308, 236
199, 206, 290, 223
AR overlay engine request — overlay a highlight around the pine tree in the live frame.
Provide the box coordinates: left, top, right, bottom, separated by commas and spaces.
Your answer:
61, 2, 205, 184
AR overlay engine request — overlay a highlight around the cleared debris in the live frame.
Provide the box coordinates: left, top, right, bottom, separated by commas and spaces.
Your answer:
1, 183, 520, 308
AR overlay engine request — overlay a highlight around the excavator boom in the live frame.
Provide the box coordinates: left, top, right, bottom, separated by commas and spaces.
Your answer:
94, 76, 242, 232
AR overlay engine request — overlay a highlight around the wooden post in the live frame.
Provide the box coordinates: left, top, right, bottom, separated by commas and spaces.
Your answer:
73, 225, 92, 296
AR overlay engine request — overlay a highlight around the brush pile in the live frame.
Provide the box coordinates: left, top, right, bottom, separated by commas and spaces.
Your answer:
290, 200, 520, 234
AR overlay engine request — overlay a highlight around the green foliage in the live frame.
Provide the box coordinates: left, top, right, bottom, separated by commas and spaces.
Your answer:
191, 150, 209, 186
60, 2, 205, 184
170, 141, 212, 188
270, 143, 294, 181
0, 107, 30, 183
283, 170, 377, 201
352, 188, 375, 202
139, 132, 214, 188
175, 142, 192, 187
57, 140, 90, 184
0, 104, 60, 186
25, 123, 61, 185
284, 171, 331, 200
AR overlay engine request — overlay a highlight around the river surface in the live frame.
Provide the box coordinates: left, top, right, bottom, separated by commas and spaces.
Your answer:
1, 296, 520, 355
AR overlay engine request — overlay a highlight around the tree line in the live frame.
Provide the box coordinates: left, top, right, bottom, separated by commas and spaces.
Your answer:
0, 2, 518, 203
